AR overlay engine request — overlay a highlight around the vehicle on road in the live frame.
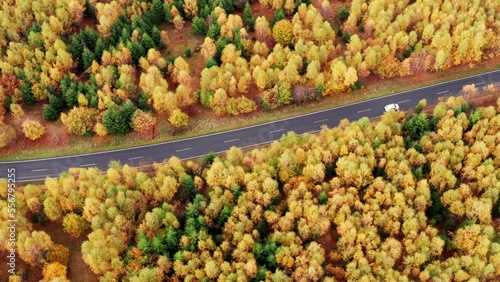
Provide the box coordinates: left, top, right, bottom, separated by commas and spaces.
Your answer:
384, 103, 400, 112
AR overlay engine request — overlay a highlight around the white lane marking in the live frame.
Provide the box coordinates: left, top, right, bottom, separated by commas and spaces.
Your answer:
128, 156, 144, 160
269, 129, 285, 133
32, 169, 48, 172
175, 148, 192, 152
80, 163, 96, 167
3, 69, 499, 165
398, 99, 411, 103
313, 118, 328, 124
224, 138, 240, 143
474, 82, 485, 85
370, 116, 381, 120
437, 90, 449, 95
357, 109, 371, 113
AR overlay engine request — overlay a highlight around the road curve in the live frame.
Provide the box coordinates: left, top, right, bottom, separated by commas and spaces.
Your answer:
2, 70, 499, 182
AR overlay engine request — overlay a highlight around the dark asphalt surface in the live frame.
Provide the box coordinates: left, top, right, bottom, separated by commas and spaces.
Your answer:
2, 69, 499, 182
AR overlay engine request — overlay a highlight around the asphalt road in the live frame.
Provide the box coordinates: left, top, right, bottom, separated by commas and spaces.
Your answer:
2, 69, 499, 182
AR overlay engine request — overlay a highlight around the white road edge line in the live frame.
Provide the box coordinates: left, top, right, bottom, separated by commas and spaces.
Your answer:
357, 109, 371, 113
474, 82, 485, 85
437, 90, 449, 95
370, 116, 381, 120
224, 138, 240, 143
398, 99, 411, 103
128, 156, 144, 160
32, 169, 48, 172
80, 163, 96, 167
269, 129, 285, 133
3, 69, 499, 165
313, 119, 328, 123
175, 148, 192, 152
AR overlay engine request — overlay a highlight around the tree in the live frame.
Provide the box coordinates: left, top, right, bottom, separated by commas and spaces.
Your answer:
47, 244, 70, 265
131, 109, 156, 132
339, 7, 349, 22
184, 0, 198, 18
272, 20, 293, 46
60, 107, 98, 135
0, 124, 16, 148
168, 108, 189, 127
141, 33, 156, 53
21, 81, 36, 104
10, 103, 24, 124
192, 16, 207, 35
82, 48, 95, 70
22, 119, 45, 140
102, 104, 131, 135
63, 213, 89, 238
219, 0, 234, 14
42, 262, 68, 281
17, 231, 54, 266
272, 7, 285, 25
243, 3, 256, 32
150, 0, 165, 24
173, 15, 185, 30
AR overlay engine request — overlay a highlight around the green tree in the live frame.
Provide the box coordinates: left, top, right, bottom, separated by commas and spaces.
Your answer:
127, 41, 146, 64
403, 113, 430, 141
21, 81, 36, 104
339, 7, 349, 22
219, 0, 234, 14
272, 7, 285, 25
207, 22, 221, 40
82, 48, 95, 70
94, 38, 106, 63
102, 104, 130, 134
192, 16, 207, 35
243, 3, 256, 32
141, 33, 156, 52
150, 0, 165, 24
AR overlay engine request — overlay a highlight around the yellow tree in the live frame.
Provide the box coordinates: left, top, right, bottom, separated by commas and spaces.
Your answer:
22, 119, 45, 140
168, 108, 189, 128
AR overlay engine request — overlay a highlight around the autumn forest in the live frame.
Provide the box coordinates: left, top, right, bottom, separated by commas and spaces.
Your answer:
0, 0, 498, 148
1, 0, 500, 281
1, 94, 500, 280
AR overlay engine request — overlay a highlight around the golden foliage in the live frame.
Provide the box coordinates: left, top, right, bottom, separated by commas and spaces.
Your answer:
22, 119, 45, 140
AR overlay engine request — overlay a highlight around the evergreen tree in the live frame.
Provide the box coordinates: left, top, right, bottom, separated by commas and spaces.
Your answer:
243, 3, 256, 32
102, 104, 131, 134
150, 26, 163, 47
339, 7, 350, 22
21, 81, 36, 104
272, 7, 285, 25
141, 33, 156, 52
127, 41, 146, 64
82, 48, 95, 70
192, 16, 207, 35
81, 27, 98, 50
66, 35, 84, 68
205, 57, 218, 68
137, 91, 150, 111
150, 0, 165, 24
219, 0, 234, 14
207, 22, 221, 40
94, 38, 105, 63
164, 3, 172, 21
43, 104, 58, 121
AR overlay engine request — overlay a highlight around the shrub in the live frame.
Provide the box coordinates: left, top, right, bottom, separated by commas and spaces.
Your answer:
185, 48, 192, 57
